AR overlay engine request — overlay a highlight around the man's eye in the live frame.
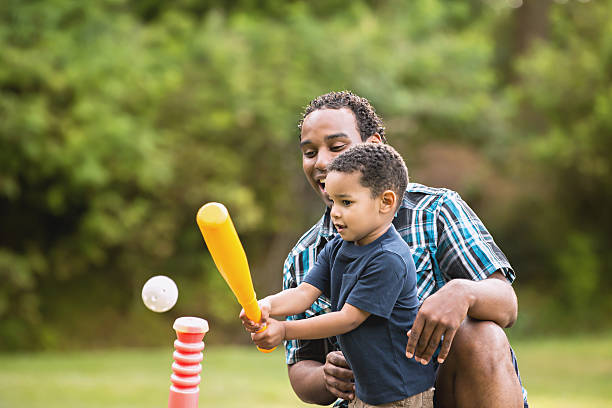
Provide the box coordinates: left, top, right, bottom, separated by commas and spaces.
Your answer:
330, 144, 346, 152
303, 150, 316, 158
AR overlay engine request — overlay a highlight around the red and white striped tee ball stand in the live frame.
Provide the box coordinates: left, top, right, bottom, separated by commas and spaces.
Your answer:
168, 317, 209, 408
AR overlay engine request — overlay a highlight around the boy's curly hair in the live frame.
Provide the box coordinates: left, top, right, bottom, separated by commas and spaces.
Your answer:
298, 91, 387, 143
328, 143, 408, 203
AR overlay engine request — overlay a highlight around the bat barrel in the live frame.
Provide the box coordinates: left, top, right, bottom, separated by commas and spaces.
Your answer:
197, 202, 273, 353
197, 202, 229, 227
196, 202, 261, 322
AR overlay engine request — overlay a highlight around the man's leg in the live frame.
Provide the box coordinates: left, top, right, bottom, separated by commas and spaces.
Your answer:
434, 318, 523, 408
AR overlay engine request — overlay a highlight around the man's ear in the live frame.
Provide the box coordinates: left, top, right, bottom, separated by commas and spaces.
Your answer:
380, 190, 397, 213
366, 133, 382, 144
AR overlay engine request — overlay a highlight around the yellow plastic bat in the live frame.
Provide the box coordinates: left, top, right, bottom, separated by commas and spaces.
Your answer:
196, 202, 275, 353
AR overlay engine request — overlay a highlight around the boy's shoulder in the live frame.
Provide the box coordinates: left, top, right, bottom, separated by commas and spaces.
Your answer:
378, 226, 415, 270
380, 225, 411, 251
351, 226, 410, 264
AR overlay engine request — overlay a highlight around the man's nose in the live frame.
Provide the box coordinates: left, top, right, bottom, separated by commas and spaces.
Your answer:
315, 149, 333, 171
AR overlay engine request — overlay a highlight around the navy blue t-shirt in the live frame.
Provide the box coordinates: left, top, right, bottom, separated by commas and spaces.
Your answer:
304, 224, 436, 405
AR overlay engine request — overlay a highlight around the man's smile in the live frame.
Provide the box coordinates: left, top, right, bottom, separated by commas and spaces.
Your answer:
316, 177, 326, 194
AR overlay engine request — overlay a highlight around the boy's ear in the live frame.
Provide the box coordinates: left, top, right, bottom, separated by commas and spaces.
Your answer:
380, 190, 397, 213
366, 133, 382, 144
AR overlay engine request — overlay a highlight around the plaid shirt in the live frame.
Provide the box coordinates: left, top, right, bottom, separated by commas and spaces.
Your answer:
282, 183, 528, 406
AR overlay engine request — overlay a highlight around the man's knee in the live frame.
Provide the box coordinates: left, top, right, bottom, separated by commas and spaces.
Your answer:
437, 320, 523, 408
450, 319, 510, 369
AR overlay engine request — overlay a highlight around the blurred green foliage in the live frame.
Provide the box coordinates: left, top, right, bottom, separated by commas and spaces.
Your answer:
0, 0, 610, 349
501, 0, 612, 332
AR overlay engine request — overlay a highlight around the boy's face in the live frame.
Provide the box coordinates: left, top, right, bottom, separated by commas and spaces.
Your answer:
326, 170, 388, 246
300, 108, 380, 207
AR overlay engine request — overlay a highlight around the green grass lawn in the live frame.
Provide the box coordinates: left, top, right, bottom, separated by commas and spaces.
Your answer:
0, 333, 610, 408
511, 333, 612, 408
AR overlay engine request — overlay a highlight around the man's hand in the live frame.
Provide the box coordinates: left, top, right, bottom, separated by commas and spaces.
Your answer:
323, 351, 355, 401
405, 279, 472, 364
251, 317, 285, 349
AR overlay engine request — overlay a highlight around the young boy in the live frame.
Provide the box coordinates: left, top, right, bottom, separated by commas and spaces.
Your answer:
241, 143, 436, 407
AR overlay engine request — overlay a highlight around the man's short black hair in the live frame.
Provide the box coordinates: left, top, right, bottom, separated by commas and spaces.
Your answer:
328, 143, 408, 203
298, 91, 387, 143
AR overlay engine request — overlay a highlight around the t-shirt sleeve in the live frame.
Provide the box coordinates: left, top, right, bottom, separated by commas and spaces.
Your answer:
303, 242, 332, 298
345, 252, 408, 319
436, 190, 515, 283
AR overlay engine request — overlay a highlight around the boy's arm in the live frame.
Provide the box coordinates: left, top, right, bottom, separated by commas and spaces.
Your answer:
251, 303, 369, 350
264, 282, 323, 317
284, 303, 369, 340
240, 282, 322, 332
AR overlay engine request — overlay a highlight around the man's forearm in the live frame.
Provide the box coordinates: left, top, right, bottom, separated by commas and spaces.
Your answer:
453, 271, 518, 327
288, 360, 337, 405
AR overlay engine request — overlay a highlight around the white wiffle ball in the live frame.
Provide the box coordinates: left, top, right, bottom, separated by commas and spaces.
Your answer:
142, 275, 178, 313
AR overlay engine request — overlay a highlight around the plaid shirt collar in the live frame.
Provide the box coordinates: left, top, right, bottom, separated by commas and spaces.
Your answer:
317, 207, 336, 242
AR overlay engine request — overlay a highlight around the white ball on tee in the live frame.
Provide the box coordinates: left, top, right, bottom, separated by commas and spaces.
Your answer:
142, 275, 178, 312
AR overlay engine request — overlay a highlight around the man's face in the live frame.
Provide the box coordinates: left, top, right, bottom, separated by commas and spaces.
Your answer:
300, 108, 379, 207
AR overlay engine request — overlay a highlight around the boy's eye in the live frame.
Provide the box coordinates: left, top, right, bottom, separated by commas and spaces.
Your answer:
342, 200, 352, 206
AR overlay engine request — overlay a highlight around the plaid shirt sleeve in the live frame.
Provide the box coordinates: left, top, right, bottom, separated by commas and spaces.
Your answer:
282, 238, 344, 407
435, 190, 515, 283
282, 251, 337, 365
282, 254, 300, 364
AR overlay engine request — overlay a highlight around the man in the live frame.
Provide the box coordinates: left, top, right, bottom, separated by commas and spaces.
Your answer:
270, 91, 527, 407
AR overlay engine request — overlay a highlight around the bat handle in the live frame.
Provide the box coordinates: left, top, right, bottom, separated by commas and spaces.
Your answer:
255, 324, 277, 353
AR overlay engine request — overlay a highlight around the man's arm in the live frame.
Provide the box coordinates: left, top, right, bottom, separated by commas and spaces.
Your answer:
404, 190, 519, 365
465, 271, 518, 326
426, 271, 517, 329
288, 351, 356, 404
405, 271, 517, 365
288, 360, 339, 405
